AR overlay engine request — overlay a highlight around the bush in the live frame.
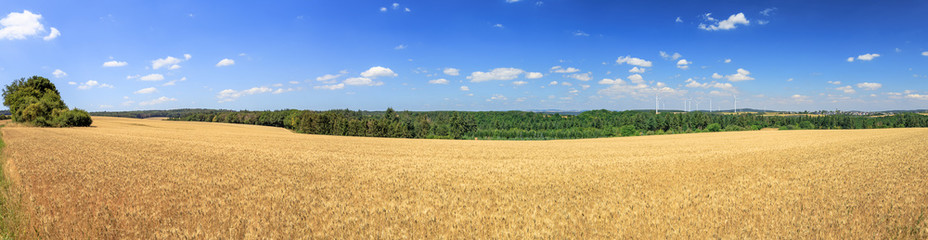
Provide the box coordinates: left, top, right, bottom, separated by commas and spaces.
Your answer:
619, 125, 638, 137
706, 123, 722, 132
799, 121, 814, 129
2, 76, 91, 127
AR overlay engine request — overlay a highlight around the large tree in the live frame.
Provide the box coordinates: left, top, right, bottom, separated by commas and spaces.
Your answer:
3, 76, 92, 127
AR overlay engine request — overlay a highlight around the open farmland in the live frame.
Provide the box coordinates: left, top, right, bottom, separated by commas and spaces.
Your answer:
2, 117, 927, 238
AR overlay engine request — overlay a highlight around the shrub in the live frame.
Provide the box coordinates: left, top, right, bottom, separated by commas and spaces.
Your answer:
619, 125, 638, 137
799, 121, 814, 129
706, 123, 722, 132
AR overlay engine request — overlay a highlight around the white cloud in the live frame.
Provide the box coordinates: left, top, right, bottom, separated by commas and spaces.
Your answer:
847, 57, 855, 62
561, 82, 573, 86
567, 72, 592, 81
405, 8, 410, 12
506, 0, 520, 2
134, 87, 158, 94
162, 77, 187, 86
344, 77, 383, 86
316, 73, 343, 83
827, 81, 842, 85
791, 94, 812, 103
152, 56, 183, 70
428, 78, 449, 84
512, 81, 528, 86
699, 12, 749, 31
0, 10, 59, 41
217, 87, 272, 102
675, 17, 683, 23
360, 66, 397, 78
787, 78, 794, 82
598, 78, 624, 85
676, 59, 692, 70
629, 67, 646, 73
43, 27, 59, 41
573, 30, 589, 37
659, 51, 682, 60
460, 86, 470, 91
380, 7, 387, 12
273, 88, 298, 94
184, 54, 192, 60
922, 51, 928, 56
52, 69, 67, 78
272, 83, 283, 87
314, 83, 345, 90
139, 74, 165, 81
551, 66, 580, 73
724, 68, 755, 82
683, 78, 735, 92
289, 81, 299, 84
126, 74, 140, 80
906, 94, 928, 100
443, 68, 460, 76
102, 60, 128, 67
169, 64, 181, 70
394, 44, 407, 50
549, 81, 558, 85
615, 56, 653, 67
711, 73, 723, 79
493, 23, 504, 28
487, 94, 507, 101
139, 96, 176, 106
526, 72, 543, 79
836, 86, 856, 94
856, 82, 882, 90
216, 58, 235, 67
68, 81, 76, 85
627, 74, 644, 84
724, 59, 732, 63
856, 53, 880, 61
760, 8, 777, 16
467, 68, 524, 82
77, 80, 113, 90
757, 20, 769, 25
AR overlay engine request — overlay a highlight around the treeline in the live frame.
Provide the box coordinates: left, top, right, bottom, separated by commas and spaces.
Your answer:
91, 108, 232, 119
3, 76, 91, 127
168, 108, 928, 140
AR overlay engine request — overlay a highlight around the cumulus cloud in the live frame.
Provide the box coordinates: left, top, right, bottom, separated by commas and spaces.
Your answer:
711, 73, 723, 79
855, 53, 880, 61
0, 10, 60, 41
512, 81, 528, 86
629, 67, 646, 73
217, 87, 272, 102
467, 68, 524, 82
846, 57, 855, 62
525, 72, 543, 79
184, 54, 192, 60
760, 8, 777, 16
550, 66, 580, 73
836, 85, 856, 94
134, 87, 157, 94
598, 78, 624, 85
428, 78, 449, 84
77, 80, 113, 90
443, 68, 460, 76
856, 82, 882, 90
676, 59, 692, 70
567, 72, 592, 81
616, 56, 653, 67
52, 69, 67, 78
152, 56, 183, 70
43, 27, 59, 41
273, 87, 299, 94
659, 51, 682, 60
162, 77, 187, 86
139, 74, 165, 81
216, 58, 235, 67
791, 94, 812, 103
723, 68, 754, 82
102, 60, 128, 67
493, 23, 504, 28
487, 94, 507, 102
922, 51, 928, 56
724, 59, 732, 63
139, 96, 177, 106
549, 81, 558, 85
344, 77, 384, 86
394, 44, 407, 50
316, 73, 343, 83
314, 83, 345, 90
360, 66, 397, 78
573, 30, 589, 37
460, 86, 470, 91
906, 94, 928, 100
828, 81, 842, 85
627, 74, 644, 84
699, 12, 749, 31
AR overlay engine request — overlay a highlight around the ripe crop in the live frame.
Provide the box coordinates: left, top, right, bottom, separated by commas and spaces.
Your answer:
2, 117, 926, 238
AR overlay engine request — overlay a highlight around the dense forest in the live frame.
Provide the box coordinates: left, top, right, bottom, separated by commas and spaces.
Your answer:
158, 108, 928, 140
91, 108, 232, 119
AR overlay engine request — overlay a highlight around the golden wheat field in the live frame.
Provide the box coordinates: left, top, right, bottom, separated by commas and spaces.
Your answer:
1, 116, 927, 238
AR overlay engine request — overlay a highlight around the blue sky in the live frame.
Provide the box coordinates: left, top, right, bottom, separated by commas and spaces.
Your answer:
1, 0, 927, 111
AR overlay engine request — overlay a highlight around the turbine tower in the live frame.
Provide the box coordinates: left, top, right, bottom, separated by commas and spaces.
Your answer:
733, 95, 738, 114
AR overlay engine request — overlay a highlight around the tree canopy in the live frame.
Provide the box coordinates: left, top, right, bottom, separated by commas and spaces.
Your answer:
2, 76, 92, 127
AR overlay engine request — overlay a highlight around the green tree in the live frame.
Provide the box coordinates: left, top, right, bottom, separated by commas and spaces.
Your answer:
706, 123, 722, 132
2, 76, 91, 127
619, 125, 638, 137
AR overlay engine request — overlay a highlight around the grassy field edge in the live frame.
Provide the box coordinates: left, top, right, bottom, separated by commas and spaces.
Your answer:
0, 123, 23, 239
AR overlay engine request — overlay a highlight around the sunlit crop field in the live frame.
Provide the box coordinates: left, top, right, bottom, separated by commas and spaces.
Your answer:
2, 117, 927, 238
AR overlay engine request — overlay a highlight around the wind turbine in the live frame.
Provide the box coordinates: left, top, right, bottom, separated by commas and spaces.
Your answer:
709, 98, 713, 113
655, 93, 660, 114
733, 95, 738, 114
